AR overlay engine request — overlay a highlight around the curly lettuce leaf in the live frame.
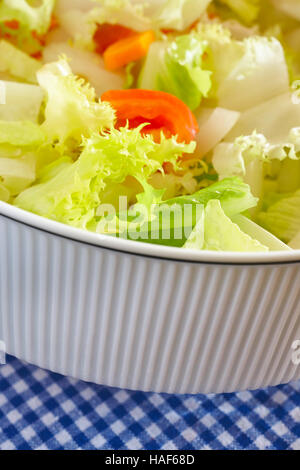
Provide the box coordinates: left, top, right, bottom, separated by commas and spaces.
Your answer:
139, 34, 212, 110
14, 126, 195, 229
37, 58, 115, 148
213, 130, 300, 179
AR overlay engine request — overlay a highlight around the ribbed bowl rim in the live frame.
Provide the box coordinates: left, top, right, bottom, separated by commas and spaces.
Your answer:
1, 201, 300, 266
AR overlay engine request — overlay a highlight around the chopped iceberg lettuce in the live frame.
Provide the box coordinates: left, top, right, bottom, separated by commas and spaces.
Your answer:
0, 40, 41, 84
227, 92, 300, 149
184, 199, 268, 251
271, 0, 300, 22
196, 24, 289, 110
289, 229, 300, 249
0, 154, 36, 197
232, 214, 292, 250
218, 0, 261, 25
58, 0, 212, 49
183, 206, 205, 249
0, 0, 56, 53
150, 0, 212, 31
257, 190, 300, 243
213, 92, 300, 202
0, 121, 45, 147
0, 182, 9, 202
139, 34, 212, 110
107, 177, 258, 247
194, 107, 240, 157
0, 81, 44, 123
203, 200, 268, 251
0, 0, 55, 35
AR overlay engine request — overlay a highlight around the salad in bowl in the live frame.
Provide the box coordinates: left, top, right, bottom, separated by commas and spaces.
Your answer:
1, 0, 300, 253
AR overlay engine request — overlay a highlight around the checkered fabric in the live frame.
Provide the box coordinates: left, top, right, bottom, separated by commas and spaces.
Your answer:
0, 355, 299, 450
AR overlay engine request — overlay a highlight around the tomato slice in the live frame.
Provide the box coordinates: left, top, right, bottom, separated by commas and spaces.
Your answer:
101, 89, 199, 143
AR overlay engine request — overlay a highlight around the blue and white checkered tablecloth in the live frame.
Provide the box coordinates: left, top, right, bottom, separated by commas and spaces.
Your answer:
0, 355, 299, 450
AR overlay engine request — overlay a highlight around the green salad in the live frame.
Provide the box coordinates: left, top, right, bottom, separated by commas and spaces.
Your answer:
1, 0, 300, 252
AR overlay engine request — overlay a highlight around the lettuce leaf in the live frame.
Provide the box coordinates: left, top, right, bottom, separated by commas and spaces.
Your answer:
257, 190, 300, 242
139, 34, 212, 110
150, 0, 212, 31
0, 182, 9, 202
58, 0, 211, 49
213, 131, 300, 207
194, 106, 240, 157
183, 206, 205, 249
202, 199, 268, 251
217, 0, 261, 25
0, 81, 44, 123
0, 0, 55, 34
213, 90, 300, 208
213, 129, 300, 176
108, 177, 258, 246
196, 24, 290, 111
163, 176, 257, 217
0, 154, 36, 196
0, 121, 45, 147
58, 0, 150, 49
289, 230, 300, 249
227, 92, 300, 149
43, 42, 125, 97
0, 0, 56, 53
271, 0, 300, 22
0, 40, 41, 84
0, 121, 46, 199
232, 214, 292, 250
14, 126, 195, 229
37, 58, 115, 148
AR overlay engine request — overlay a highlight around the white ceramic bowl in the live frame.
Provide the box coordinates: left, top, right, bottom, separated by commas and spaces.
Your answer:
1, 200, 300, 394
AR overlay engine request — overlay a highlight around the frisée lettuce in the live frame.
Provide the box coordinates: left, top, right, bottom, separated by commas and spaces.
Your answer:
14, 126, 195, 229
36, 58, 115, 149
